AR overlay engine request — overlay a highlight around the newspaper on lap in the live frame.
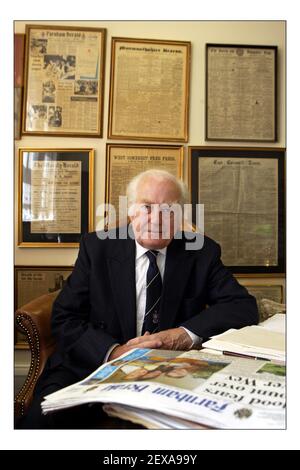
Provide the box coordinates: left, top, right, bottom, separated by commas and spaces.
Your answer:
42, 348, 285, 429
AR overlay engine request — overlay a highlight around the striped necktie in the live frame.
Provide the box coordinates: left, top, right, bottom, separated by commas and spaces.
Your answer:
142, 250, 162, 334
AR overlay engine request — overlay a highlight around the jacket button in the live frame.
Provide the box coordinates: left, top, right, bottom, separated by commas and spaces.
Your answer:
99, 321, 106, 329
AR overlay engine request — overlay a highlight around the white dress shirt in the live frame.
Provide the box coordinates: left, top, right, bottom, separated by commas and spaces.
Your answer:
135, 241, 201, 344
135, 241, 167, 336
104, 240, 201, 362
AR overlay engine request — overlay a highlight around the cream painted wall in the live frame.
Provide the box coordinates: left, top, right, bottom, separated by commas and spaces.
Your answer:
14, 20, 286, 268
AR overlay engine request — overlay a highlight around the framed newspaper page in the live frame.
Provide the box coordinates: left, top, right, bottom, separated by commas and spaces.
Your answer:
236, 278, 285, 322
18, 148, 94, 247
14, 266, 73, 349
14, 34, 26, 140
108, 37, 191, 142
206, 44, 277, 142
105, 144, 184, 227
22, 25, 106, 137
189, 147, 285, 274
236, 280, 284, 303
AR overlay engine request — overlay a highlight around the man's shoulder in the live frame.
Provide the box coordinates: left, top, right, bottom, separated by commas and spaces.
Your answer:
81, 227, 134, 252
202, 234, 220, 252
174, 232, 220, 255
81, 229, 220, 257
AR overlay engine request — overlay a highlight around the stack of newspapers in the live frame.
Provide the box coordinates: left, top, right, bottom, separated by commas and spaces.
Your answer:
42, 347, 285, 429
202, 321, 285, 362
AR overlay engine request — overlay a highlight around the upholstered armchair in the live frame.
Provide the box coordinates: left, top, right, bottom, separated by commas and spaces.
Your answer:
14, 291, 59, 418
14, 290, 144, 430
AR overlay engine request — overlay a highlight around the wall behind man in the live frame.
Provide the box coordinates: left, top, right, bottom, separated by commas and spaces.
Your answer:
14, 20, 286, 266
14, 21, 286, 376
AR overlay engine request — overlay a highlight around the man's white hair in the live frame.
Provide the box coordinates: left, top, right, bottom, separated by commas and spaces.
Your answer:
126, 169, 189, 208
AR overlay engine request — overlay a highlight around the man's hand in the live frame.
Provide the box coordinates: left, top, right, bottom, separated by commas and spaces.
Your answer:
126, 328, 193, 351
108, 332, 162, 361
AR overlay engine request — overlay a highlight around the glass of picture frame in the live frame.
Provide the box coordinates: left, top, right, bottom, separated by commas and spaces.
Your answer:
18, 148, 94, 247
22, 24, 106, 137
105, 143, 184, 227
108, 37, 191, 142
14, 266, 73, 348
189, 147, 285, 274
206, 44, 277, 142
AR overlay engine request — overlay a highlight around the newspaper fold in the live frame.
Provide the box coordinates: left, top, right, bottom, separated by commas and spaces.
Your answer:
42, 348, 285, 429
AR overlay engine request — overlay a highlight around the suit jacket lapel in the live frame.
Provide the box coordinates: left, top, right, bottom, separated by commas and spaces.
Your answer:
159, 238, 195, 331
107, 237, 137, 342
106, 232, 195, 340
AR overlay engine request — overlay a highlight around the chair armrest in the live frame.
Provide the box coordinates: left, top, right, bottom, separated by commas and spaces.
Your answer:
14, 290, 59, 417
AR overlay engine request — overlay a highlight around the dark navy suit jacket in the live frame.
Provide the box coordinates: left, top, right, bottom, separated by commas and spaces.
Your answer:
49, 229, 258, 381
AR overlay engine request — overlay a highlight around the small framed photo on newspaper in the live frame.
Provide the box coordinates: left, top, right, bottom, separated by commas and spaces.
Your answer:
189, 147, 285, 274
14, 266, 73, 349
18, 148, 94, 247
206, 44, 277, 142
22, 24, 106, 137
108, 37, 191, 142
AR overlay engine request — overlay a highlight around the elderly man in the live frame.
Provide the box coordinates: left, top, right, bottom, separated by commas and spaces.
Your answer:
18, 169, 258, 428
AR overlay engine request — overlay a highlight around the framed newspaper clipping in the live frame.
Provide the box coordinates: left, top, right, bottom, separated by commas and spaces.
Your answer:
18, 148, 94, 247
14, 266, 73, 348
236, 278, 285, 322
206, 44, 277, 142
108, 37, 191, 142
105, 144, 183, 227
189, 147, 285, 274
236, 280, 284, 304
22, 25, 106, 137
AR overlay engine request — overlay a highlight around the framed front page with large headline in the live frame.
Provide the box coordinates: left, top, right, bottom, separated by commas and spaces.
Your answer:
105, 143, 184, 227
18, 148, 94, 247
22, 25, 106, 137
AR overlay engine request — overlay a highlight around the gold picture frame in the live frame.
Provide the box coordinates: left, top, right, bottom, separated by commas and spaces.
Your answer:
236, 275, 285, 304
18, 148, 94, 247
105, 143, 184, 227
236, 277, 285, 322
22, 24, 106, 137
108, 37, 191, 142
14, 266, 73, 349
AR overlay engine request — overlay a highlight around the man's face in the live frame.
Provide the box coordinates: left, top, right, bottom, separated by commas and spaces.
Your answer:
129, 177, 181, 249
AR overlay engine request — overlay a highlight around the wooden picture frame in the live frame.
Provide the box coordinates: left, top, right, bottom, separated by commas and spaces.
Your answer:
237, 280, 284, 304
189, 147, 285, 274
236, 277, 285, 322
14, 266, 73, 349
108, 37, 191, 142
206, 44, 277, 142
14, 34, 26, 140
18, 148, 94, 247
105, 143, 184, 227
22, 25, 106, 137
